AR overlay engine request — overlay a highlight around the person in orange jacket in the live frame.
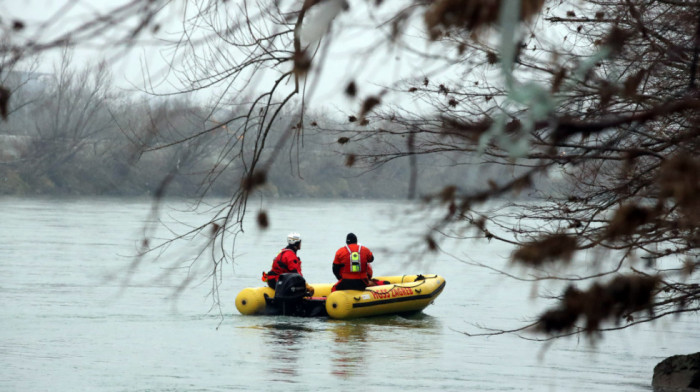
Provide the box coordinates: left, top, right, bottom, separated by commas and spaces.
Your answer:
332, 233, 377, 291
262, 232, 314, 295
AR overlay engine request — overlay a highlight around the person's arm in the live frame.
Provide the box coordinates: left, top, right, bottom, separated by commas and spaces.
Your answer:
293, 257, 303, 275
333, 263, 343, 280
332, 250, 343, 280
285, 253, 303, 275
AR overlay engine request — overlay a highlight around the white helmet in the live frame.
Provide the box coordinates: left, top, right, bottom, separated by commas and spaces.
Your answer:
287, 232, 302, 245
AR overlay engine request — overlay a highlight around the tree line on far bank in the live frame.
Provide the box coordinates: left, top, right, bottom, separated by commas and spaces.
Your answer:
0, 51, 546, 200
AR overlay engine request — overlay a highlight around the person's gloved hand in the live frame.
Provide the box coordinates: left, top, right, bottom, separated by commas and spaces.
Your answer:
305, 283, 315, 296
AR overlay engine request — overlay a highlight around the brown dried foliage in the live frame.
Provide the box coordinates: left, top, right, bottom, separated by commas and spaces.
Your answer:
604, 204, 654, 241
600, 26, 632, 53
345, 154, 356, 167
438, 185, 457, 202
658, 153, 700, 224
622, 69, 645, 98
551, 68, 567, 92
241, 170, 267, 191
441, 117, 493, 142
345, 81, 357, 97
512, 233, 578, 266
537, 275, 660, 335
426, 235, 438, 251
424, 0, 545, 39
0, 86, 9, 120
210, 223, 221, 237
293, 49, 312, 76
359, 96, 381, 120
257, 210, 269, 229
486, 51, 498, 64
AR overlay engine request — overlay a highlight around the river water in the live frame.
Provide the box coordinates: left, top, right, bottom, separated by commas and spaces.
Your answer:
0, 197, 697, 391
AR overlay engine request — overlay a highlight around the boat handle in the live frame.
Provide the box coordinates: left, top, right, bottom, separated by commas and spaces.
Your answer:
415, 288, 422, 293
353, 296, 361, 301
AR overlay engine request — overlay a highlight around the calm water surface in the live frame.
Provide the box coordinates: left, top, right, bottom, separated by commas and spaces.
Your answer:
0, 198, 697, 391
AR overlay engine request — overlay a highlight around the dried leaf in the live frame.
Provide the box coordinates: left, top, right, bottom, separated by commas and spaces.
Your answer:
0, 86, 10, 120
257, 211, 269, 229
551, 67, 567, 93
345, 81, 357, 97
241, 170, 267, 191
424, 0, 544, 39
486, 51, 498, 64
293, 49, 312, 76
345, 154, 356, 167
426, 235, 438, 251
605, 204, 654, 240
438, 185, 457, 202
602, 26, 631, 53
623, 69, 645, 98
359, 96, 381, 120
536, 275, 659, 335
512, 234, 578, 266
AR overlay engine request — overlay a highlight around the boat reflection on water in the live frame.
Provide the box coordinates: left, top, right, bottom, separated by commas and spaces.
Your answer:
254, 314, 441, 382
328, 313, 442, 378
260, 322, 316, 381
329, 320, 369, 378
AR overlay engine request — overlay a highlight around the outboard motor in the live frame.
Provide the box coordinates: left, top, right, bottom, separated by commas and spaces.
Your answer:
264, 273, 308, 316
264, 273, 327, 317
274, 273, 308, 301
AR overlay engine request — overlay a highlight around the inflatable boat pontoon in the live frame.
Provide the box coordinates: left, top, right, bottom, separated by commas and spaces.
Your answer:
235, 274, 445, 319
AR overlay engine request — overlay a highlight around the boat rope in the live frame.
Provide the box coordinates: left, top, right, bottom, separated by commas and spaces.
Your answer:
399, 274, 436, 283
365, 279, 427, 295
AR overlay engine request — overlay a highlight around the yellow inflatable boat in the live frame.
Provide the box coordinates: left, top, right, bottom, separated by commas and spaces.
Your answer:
235, 274, 446, 319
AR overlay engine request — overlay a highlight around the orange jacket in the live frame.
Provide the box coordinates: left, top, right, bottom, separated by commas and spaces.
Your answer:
333, 243, 374, 280
266, 247, 302, 282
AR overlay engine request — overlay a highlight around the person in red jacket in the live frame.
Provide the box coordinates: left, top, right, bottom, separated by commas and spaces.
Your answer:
332, 233, 376, 291
263, 232, 314, 295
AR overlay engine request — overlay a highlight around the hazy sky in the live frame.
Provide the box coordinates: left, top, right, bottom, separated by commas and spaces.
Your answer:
3, 0, 453, 113
4, 0, 190, 92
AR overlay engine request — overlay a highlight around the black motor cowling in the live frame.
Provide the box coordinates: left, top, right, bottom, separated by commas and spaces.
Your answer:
263, 273, 327, 317
274, 273, 307, 300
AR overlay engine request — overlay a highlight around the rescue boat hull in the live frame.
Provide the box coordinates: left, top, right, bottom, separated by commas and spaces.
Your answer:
235, 274, 445, 319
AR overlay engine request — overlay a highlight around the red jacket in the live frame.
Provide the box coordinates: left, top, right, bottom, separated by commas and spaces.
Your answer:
267, 247, 302, 281
333, 243, 374, 280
